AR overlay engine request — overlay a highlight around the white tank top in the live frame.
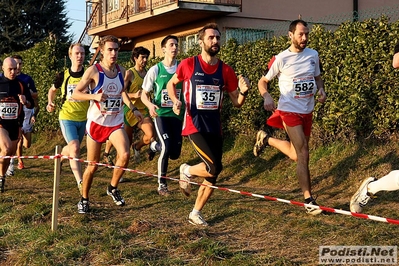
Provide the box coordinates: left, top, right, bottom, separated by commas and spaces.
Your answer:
87, 63, 124, 126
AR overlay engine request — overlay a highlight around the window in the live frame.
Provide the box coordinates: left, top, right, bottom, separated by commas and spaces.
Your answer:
179, 34, 198, 53
106, 0, 120, 12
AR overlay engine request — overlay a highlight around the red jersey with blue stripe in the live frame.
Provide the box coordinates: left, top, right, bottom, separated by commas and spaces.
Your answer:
175, 55, 238, 135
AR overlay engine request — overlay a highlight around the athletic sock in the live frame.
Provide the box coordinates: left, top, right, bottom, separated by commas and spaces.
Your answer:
304, 196, 315, 204
191, 209, 200, 215
108, 184, 117, 192
184, 166, 191, 177
150, 141, 157, 152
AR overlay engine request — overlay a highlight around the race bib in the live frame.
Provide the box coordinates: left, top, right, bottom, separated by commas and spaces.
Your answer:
293, 76, 316, 99
0, 102, 19, 119
195, 85, 220, 110
100, 95, 122, 115
66, 84, 84, 102
161, 89, 181, 107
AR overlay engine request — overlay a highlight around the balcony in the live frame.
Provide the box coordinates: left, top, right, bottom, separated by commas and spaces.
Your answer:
86, 0, 241, 39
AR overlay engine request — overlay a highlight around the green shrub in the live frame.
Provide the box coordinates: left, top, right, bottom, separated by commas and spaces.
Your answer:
4, 15, 399, 143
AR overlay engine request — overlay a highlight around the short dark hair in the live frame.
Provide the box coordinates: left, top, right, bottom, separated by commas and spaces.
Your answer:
131, 46, 150, 63
99, 35, 120, 49
12, 54, 22, 61
198, 23, 221, 41
161, 35, 178, 48
289, 19, 308, 33
99, 35, 120, 62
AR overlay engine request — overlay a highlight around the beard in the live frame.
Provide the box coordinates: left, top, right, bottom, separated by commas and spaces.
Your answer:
204, 44, 220, 56
292, 39, 307, 51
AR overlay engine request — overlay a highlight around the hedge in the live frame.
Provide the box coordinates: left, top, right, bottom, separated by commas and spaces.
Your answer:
5, 15, 399, 143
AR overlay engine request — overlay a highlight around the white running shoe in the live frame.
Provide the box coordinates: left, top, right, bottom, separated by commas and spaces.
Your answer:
305, 200, 323, 215
6, 162, 14, 177
188, 211, 208, 226
350, 177, 377, 213
253, 130, 269, 157
179, 163, 191, 197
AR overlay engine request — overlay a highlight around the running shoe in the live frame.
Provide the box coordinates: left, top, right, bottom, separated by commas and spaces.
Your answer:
133, 144, 140, 160
158, 184, 170, 197
17, 161, 24, 170
6, 163, 14, 176
0, 176, 5, 193
305, 200, 323, 215
107, 187, 125, 206
77, 199, 89, 214
103, 153, 114, 166
188, 211, 208, 226
350, 177, 377, 213
253, 130, 269, 157
179, 163, 191, 197
147, 148, 156, 161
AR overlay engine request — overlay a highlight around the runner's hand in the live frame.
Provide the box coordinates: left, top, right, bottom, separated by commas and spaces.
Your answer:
173, 100, 182, 115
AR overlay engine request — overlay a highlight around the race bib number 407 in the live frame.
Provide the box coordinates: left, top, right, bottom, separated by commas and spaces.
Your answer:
293, 76, 316, 99
196, 85, 220, 110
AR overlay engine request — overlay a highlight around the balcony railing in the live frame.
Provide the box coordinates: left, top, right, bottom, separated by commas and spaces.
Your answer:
88, 0, 241, 29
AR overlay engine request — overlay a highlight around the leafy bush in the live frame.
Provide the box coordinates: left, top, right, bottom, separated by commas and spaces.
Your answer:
4, 15, 399, 143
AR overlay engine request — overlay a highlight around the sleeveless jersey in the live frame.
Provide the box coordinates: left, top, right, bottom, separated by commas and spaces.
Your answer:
59, 68, 89, 121
153, 62, 184, 119
184, 56, 224, 135
87, 63, 124, 126
0, 77, 28, 126
126, 67, 146, 110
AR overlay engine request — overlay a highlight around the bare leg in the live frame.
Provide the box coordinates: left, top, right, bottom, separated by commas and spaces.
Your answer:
81, 137, 102, 199
108, 129, 130, 187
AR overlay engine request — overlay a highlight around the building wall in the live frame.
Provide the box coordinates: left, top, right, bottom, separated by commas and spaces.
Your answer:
114, 0, 399, 57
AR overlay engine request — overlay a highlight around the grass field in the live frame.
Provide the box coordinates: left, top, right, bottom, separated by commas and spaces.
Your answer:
1, 131, 399, 265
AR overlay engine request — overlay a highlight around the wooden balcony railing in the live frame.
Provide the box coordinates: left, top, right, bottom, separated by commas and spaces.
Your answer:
87, 0, 241, 29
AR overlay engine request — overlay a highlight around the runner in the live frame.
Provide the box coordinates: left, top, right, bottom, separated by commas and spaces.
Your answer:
47, 43, 88, 194
72, 35, 143, 213
167, 23, 250, 226
0, 57, 34, 192
141, 35, 184, 196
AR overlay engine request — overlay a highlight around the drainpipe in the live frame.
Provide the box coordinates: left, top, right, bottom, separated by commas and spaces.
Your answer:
353, 0, 358, 22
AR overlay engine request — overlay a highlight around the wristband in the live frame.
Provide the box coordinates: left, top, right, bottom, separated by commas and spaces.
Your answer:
239, 91, 248, 97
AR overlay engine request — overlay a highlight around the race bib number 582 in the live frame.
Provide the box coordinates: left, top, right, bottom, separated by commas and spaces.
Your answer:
293, 76, 316, 99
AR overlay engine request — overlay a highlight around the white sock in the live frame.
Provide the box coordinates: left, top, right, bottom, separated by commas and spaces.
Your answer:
184, 166, 191, 177
368, 170, 399, 195
191, 209, 200, 215
10, 158, 14, 164
150, 141, 157, 152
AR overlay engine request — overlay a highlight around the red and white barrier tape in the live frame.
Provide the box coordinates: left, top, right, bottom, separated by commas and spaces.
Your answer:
4, 154, 399, 225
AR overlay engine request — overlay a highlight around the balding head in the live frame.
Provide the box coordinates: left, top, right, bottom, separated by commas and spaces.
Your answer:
2, 57, 17, 80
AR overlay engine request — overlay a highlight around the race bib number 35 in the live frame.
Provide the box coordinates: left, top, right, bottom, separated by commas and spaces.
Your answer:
0, 102, 18, 119
196, 85, 220, 110
293, 76, 316, 99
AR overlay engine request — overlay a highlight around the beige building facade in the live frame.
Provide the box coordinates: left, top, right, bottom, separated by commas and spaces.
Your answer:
85, 0, 399, 58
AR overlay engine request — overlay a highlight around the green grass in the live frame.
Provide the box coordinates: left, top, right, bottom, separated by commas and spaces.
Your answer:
1, 131, 399, 265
